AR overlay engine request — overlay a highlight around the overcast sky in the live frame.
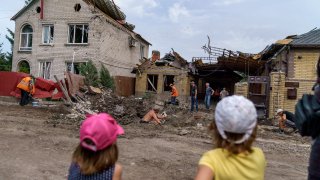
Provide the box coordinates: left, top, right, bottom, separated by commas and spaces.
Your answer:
1, 0, 319, 60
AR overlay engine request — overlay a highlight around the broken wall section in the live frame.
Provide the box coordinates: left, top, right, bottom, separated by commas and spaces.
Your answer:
135, 66, 190, 102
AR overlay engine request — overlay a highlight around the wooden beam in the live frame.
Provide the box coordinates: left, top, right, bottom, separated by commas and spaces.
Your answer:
147, 78, 157, 92
54, 75, 72, 104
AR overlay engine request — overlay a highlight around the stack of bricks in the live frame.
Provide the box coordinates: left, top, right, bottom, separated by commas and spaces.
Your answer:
234, 82, 248, 98
269, 72, 286, 118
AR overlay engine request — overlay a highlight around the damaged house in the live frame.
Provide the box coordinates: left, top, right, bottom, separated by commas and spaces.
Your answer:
134, 50, 191, 102
256, 29, 320, 118
230, 28, 320, 118
11, 0, 151, 96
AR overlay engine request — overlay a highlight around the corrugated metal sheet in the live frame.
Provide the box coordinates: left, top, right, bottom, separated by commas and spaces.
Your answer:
114, 76, 135, 97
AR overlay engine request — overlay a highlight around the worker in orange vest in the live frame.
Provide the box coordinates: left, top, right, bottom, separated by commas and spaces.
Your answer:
170, 83, 179, 105
17, 76, 35, 106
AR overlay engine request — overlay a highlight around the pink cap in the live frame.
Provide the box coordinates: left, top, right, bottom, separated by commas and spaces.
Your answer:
80, 113, 124, 152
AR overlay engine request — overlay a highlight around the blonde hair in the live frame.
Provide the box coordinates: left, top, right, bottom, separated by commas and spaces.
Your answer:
72, 142, 118, 175
209, 121, 257, 154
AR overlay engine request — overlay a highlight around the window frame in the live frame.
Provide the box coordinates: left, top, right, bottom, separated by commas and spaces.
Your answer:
67, 24, 89, 44
66, 61, 87, 74
19, 24, 33, 51
140, 44, 145, 59
163, 75, 175, 92
42, 24, 54, 44
147, 74, 158, 92
39, 61, 52, 79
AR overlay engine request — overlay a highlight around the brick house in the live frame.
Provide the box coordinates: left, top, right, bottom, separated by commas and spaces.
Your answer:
234, 29, 320, 118
11, 0, 151, 96
135, 51, 191, 102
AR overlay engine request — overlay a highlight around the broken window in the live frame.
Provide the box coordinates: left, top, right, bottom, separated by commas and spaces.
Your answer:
163, 75, 174, 91
66, 62, 87, 74
68, 24, 88, 44
42, 25, 54, 44
147, 75, 158, 92
39, 61, 51, 79
140, 45, 145, 59
20, 24, 33, 51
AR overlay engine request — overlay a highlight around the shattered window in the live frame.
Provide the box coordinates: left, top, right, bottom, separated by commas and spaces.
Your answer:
42, 25, 54, 44
68, 24, 88, 44
163, 75, 174, 92
140, 45, 145, 59
39, 61, 51, 79
147, 75, 158, 92
20, 24, 33, 51
66, 62, 87, 74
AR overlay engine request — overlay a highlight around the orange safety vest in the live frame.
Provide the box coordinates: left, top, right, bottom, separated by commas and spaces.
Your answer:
171, 86, 179, 97
17, 77, 35, 95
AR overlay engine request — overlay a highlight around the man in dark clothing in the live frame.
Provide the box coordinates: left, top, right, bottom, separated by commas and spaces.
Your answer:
294, 57, 320, 180
190, 81, 198, 112
309, 137, 320, 179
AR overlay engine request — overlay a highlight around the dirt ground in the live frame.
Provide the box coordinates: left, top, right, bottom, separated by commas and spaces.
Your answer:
0, 103, 311, 180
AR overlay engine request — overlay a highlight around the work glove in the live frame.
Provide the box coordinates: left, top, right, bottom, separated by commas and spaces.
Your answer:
295, 94, 320, 139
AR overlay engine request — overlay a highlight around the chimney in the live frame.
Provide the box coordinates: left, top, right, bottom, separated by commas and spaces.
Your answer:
151, 50, 160, 62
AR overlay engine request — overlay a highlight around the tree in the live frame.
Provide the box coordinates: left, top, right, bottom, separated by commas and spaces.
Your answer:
5, 28, 14, 71
79, 60, 99, 86
0, 39, 8, 71
100, 64, 114, 89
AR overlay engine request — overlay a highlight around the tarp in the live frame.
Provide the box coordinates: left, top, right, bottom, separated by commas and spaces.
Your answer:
0, 71, 85, 100
0, 72, 28, 96
0, 71, 63, 99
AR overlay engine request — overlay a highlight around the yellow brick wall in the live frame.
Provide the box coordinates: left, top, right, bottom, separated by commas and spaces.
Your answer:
293, 51, 319, 80
283, 80, 314, 113
269, 72, 286, 118
234, 82, 248, 97
268, 71, 315, 117
135, 66, 190, 101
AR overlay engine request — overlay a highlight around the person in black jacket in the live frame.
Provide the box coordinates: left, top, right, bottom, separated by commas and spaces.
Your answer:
295, 58, 320, 180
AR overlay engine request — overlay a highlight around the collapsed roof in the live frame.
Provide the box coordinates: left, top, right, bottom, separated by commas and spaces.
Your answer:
192, 47, 265, 76
134, 50, 189, 73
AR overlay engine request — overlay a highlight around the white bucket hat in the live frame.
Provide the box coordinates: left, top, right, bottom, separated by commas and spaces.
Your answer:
215, 95, 257, 144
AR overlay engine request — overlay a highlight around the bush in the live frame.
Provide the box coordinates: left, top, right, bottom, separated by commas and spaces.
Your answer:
100, 64, 114, 89
79, 60, 99, 86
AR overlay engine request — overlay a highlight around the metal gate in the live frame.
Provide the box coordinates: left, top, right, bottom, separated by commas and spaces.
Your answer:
248, 76, 270, 119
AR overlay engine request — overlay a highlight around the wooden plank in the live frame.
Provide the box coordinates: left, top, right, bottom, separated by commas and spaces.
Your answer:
147, 78, 158, 93
54, 75, 72, 104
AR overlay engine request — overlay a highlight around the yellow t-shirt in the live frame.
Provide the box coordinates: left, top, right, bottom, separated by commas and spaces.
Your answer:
199, 147, 266, 180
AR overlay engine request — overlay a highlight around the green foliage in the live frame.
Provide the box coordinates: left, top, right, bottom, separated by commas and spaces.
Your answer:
142, 92, 155, 99
79, 60, 99, 86
100, 64, 114, 89
4, 28, 14, 71
0, 36, 9, 71
18, 61, 30, 73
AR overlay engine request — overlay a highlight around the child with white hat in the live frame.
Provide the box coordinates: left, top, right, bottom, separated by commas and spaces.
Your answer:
195, 95, 266, 180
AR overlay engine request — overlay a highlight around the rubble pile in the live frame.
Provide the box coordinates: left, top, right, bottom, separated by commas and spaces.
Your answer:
89, 90, 153, 125
49, 88, 157, 127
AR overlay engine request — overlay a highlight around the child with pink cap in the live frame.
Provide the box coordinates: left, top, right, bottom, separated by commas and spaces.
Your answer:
195, 95, 266, 180
68, 113, 124, 180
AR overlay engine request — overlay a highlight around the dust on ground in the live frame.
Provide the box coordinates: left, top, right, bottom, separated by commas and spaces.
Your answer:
0, 102, 311, 180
